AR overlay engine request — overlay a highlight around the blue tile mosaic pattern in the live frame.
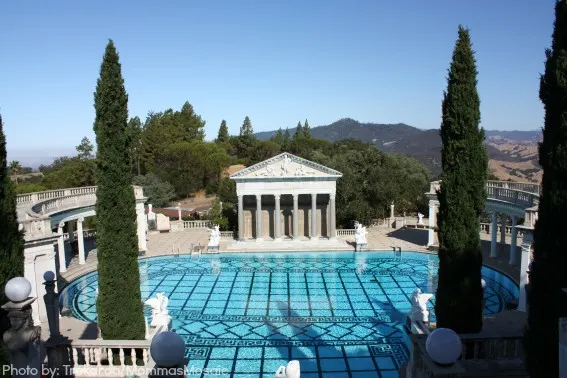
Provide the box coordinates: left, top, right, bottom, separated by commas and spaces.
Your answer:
59, 251, 519, 378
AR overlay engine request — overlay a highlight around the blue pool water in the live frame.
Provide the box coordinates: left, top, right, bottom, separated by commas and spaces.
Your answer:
60, 251, 519, 378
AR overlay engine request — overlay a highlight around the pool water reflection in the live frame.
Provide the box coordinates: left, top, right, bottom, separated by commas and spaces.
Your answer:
60, 251, 519, 378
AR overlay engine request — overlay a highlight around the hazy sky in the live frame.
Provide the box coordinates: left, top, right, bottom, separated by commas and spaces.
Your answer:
0, 0, 555, 153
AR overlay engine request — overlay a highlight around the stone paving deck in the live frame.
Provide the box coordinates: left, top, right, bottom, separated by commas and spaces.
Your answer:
50, 226, 523, 341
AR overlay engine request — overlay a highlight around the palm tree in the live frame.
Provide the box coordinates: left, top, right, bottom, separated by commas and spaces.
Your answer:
8, 160, 21, 184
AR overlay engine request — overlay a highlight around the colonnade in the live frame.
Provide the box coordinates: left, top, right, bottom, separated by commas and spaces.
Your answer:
427, 202, 523, 265
57, 218, 86, 272
237, 193, 336, 241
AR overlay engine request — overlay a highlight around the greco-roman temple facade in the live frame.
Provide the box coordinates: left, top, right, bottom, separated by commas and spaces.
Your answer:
230, 153, 342, 241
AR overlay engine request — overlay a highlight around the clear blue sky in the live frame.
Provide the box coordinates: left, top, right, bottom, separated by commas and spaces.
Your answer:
0, 0, 555, 154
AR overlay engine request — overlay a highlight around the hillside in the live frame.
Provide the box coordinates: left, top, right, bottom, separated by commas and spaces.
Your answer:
257, 118, 542, 182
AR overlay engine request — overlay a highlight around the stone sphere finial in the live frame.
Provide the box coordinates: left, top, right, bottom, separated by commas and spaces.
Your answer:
5, 277, 32, 302
44, 271, 56, 282
425, 328, 462, 365
150, 331, 185, 367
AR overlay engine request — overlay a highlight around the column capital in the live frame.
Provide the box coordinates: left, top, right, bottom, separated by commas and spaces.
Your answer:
329, 193, 336, 200
58, 221, 65, 229
256, 194, 262, 201
77, 217, 84, 223
311, 193, 317, 199
274, 194, 281, 200
292, 193, 299, 200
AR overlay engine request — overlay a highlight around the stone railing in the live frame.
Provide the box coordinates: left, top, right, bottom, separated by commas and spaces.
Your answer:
183, 220, 212, 229
480, 223, 525, 237
67, 339, 153, 377
486, 186, 538, 208
220, 231, 235, 239
33, 192, 97, 216
17, 186, 98, 205
406, 331, 526, 376
430, 180, 540, 198
337, 229, 356, 236
486, 180, 540, 195
63, 230, 97, 241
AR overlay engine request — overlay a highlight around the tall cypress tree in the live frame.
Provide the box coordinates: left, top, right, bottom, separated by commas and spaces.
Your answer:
94, 40, 145, 339
435, 26, 488, 334
525, 1, 567, 375
0, 114, 24, 368
217, 120, 229, 143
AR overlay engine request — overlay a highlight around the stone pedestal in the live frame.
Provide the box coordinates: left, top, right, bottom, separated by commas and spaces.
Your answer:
517, 226, 533, 312
23, 235, 59, 325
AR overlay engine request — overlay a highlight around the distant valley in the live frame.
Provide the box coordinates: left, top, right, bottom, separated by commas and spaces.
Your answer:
256, 118, 542, 183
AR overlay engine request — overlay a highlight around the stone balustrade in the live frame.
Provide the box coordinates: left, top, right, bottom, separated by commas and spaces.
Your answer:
17, 186, 98, 205
219, 231, 235, 239
429, 180, 540, 196
337, 229, 356, 236
480, 223, 525, 237
182, 220, 212, 229
69, 340, 153, 377
63, 229, 96, 241
406, 331, 526, 377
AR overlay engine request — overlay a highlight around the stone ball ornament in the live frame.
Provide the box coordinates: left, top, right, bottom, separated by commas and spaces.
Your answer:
150, 331, 185, 367
44, 271, 56, 282
5, 277, 32, 302
425, 328, 462, 365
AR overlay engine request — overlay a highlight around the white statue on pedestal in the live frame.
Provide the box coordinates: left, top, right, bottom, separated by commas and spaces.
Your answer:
354, 221, 368, 245
144, 293, 171, 328
208, 225, 220, 246
264, 165, 276, 176
409, 288, 434, 323
417, 213, 424, 225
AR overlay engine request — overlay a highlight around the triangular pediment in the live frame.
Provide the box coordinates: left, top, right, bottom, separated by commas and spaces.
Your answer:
230, 153, 342, 179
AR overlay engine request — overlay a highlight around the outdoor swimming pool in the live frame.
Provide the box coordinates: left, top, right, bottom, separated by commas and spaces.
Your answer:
60, 251, 519, 378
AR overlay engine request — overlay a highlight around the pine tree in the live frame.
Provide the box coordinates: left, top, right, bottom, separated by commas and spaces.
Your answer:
217, 120, 229, 143
293, 121, 303, 139
435, 26, 488, 334
303, 119, 311, 139
240, 116, 254, 137
93, 40, 145, 340
0, 113, 24, 369
283, 128, 291, 151
525, 1, 567, 375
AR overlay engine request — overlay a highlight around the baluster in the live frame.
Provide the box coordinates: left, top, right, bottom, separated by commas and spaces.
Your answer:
131, 348, 137, 366
143, 349, 148, 364
107, 348, 114, 366
84, 348, 91, 366
119, 348, 125, 366
95, 348, 102, 366
73, 347, 79, 366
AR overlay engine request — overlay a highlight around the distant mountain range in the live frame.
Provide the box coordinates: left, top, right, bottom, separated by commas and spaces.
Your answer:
256, 118, 542, 182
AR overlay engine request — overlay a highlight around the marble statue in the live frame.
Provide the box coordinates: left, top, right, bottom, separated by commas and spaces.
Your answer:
417, 213, 424, 225
354, 221, 368, 245
3, 307, 41, 378
281, 155, 292, 176
264, 165, 276, 176
144, 293, 171, 328
409, 288, 434, 323
208, 225, 220, 246
294, 165, 305, 176
275, 360, 300, 378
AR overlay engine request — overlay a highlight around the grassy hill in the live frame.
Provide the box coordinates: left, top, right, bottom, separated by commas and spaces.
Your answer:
256, 118, 542, 182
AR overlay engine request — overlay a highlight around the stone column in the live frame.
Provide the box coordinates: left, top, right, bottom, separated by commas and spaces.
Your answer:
311, 194, 317, 240
500, 214, 507, 245
518, 230, 533, 312
509, 216, 518, 265
136, 200, 148, 252
329, 193, 336, 240
293, 194, 299, 240
427, 202, 436, 246
256, 195, 263, 241
238, 195, 244, 241
57, 222, 66, 273
489, 212, 498, 258
67, 221, 75, 243
177, 203, 182, 220
274, 194, 281, 241
77, 218, 86, 265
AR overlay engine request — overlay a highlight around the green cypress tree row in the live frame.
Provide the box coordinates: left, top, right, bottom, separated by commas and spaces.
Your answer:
435, 26, 488, 334
94, 40, 145, 339
0, 114, 25, 371
525, 1, 567, 375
